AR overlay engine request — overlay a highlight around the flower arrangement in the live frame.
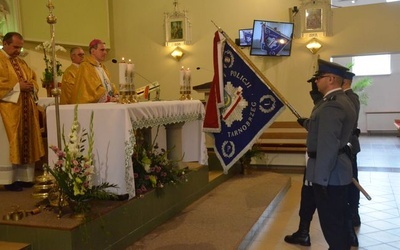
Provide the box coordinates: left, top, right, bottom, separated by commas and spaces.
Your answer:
35, 41, 66, 88
45, 105, 117, 214
132, 128, 189, 196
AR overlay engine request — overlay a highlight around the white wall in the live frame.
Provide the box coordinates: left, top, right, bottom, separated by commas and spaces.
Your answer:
334, 53, 400, 133
19, 1, 400, 131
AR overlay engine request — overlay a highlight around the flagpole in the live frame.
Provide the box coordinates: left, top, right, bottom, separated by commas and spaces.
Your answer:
211, 21, 301, 119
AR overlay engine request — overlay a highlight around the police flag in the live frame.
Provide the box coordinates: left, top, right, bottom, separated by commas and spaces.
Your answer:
203, 31, 286, 173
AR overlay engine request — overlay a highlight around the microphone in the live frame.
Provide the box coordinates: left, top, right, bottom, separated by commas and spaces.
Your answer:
112, 58, 118, 63
196, 66, 213, 72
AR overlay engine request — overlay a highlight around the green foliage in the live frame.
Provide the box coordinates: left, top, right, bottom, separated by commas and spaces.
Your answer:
239, 145, 263, 165
346, 62, 373, 105
35, 41, 65, 88
132, 127, 189, 196
352, 77, 373, 105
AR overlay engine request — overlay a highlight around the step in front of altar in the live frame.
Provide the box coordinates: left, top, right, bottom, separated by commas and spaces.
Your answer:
0, 164, 237, 250
130, 170, 291, 249
0, 241, 31, 250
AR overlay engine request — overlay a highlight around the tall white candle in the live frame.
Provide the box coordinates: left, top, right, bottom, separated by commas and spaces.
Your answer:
119, 57, 127, 84
185, 68, 191, 87
180, 66, 185, 86
127, 59, 135, 83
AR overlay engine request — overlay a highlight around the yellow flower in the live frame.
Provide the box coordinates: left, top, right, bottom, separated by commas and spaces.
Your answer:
149, 175, 157, 187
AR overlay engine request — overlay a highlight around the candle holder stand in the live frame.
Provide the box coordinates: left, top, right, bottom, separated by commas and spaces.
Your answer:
179, 85, 192, 100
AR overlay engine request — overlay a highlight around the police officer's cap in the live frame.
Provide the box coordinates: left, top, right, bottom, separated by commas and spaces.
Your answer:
344, 71, 355, 80
307, 71, 319, 83
316, 59, 348, 78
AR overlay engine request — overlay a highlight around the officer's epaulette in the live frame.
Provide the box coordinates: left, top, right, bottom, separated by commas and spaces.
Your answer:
323, 95, 336, 102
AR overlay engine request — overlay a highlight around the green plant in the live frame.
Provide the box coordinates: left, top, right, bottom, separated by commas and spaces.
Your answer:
132, 127, 189, 196
35, 41, 66, 88
346, 62, 373, 105
352, 77, 373, 105
239, 145, 263, 174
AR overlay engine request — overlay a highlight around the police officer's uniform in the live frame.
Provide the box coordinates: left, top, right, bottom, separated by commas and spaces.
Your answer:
305, 59, 356, 250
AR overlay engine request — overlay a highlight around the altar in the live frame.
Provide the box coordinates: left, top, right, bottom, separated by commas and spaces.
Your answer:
46, 100, 208, 199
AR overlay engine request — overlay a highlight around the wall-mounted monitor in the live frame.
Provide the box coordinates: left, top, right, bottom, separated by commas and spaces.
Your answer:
250, 20, 294, 56
238, 28, 253, 47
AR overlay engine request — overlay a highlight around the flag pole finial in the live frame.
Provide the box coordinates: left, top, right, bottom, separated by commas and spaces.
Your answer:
211, 20, 223, 33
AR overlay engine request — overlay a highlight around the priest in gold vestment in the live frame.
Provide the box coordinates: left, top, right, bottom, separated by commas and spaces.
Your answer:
70, 39, 118, 104
60, 47, 85, 104
0, 32, 45, 191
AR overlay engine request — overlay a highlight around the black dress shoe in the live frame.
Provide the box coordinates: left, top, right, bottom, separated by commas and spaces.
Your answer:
350, 233, 359, 247
4, 183, 23, 192
284, 231, 311, 246
15, 181, 34, 188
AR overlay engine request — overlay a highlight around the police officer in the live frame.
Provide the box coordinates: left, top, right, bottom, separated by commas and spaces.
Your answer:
285, 68, 360, 248
283, 75, 321, 247
343, 71, 362, 227
297, 59, 356, 250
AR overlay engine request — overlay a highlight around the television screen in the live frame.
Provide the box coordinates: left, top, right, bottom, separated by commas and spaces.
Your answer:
250, 20, 294, 56
238, 28, 253, 47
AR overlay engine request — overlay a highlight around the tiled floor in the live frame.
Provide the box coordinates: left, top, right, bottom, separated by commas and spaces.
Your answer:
247, 134, 400, 249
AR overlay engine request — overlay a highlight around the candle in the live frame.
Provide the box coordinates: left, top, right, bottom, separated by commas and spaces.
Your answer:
185, 68, 191, 87
118, 58, 127, 84
127, 59, 135, 83
180, 66, 185, 86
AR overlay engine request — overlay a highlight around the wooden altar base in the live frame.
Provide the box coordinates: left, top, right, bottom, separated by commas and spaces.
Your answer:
0, 163, 290, 250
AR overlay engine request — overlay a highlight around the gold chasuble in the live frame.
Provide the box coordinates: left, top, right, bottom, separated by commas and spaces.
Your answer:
0, 51, 45, 165
60, 63, 79, 104
71, 56, 118, 104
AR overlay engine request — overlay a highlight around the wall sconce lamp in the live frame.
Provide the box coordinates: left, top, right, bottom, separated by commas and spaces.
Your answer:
306, 38, 322, 54
170, 47, 184, 61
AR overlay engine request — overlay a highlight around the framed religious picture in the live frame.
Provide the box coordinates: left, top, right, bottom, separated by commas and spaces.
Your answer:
164, 8, 191, 46
297, 0, 332, 38
305, 8, 322, 31
0, 0, 21, 37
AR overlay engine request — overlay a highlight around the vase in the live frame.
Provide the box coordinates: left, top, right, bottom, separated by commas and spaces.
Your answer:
67, 198, 91, 219
46, 86, 52, 97
240, 159, 252, 175
47, 185, 68, 207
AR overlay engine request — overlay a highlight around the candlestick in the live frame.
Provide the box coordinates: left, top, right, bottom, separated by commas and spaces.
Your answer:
179, 66, 186, 100
179, 66, 185, 86
126, 59, 137, 103
185, 68, 192, 100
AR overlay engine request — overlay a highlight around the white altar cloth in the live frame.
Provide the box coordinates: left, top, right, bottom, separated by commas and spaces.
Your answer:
46, 100, 207, 199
